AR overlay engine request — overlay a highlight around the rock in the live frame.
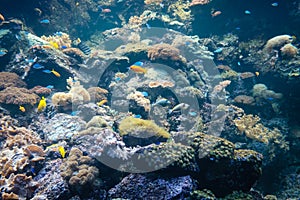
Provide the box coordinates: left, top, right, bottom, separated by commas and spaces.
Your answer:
108, 174, 195, 199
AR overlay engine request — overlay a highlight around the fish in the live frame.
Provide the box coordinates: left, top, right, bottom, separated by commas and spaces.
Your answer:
40, 19, 50, 24
97, 99, 108, 106
102, 8, 112, 13
0, 51, 7, 57
70, 111, 79, 116
61, 45, 67, 49
0, 14, 5, 21
34, 8, 42, 16
141, 91, 148, 97
58, 146, 66, 158
255, 71, 260, 76
213, 48, 223, 53
51, 69, 61, 77
26, 57, 37, 63
49, 41, 59, 49
211, 10, 222, 17
134, 114, 142, 118
37, 96, 46, 112
32, 63, 44, 69
188, 111, 197, 117
145, 23, 151, 29
237, 61, 241, 66
271, 2, 278, 7
129, 63, 147, 74
169, 103, 189, 114
42, 69, 52, 74
115, 77, 121, 82
244, 10, 251, 15
54, 31, 63, 36
43, 69, 61, 77
46, 85, 54, 89
19, 105, 26, 112
152, 98, 171, 106
78, 42, 91, 55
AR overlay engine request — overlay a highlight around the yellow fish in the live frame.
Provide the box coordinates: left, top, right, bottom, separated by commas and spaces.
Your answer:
58, 146, 66, 158
49, 41, 59, 49
129, 65, 147, 74
255, 71, 260, 76
51, 69, 61, 77
19, 105, 25, 112
97, 99, 108, 106
37, 96, 47, 112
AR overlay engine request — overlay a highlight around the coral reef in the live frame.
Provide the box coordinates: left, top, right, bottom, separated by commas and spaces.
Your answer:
87, 87, 108, 102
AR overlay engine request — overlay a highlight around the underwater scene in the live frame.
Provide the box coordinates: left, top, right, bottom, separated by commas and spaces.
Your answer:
0, 0, 299, 199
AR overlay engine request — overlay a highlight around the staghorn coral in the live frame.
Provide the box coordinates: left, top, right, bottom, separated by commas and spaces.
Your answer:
0, 87, 39, 106
0, 72, 26, 90
118, 116, 170, 146
60, 148, 99, 187
147, 43, 186, 62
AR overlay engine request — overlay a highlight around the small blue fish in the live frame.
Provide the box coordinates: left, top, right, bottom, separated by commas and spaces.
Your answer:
145, 23, 151, 29
0, 51, 7, 56
61, 45, 67, 49
213, 48, 223, 53
134, 114, 142, 118
40, 19, 50, 24
133, 61, 144, 66
235, 27, 241, 30
115, 77, 121, 82
237, 61, 241, 66
141, 91, 148, 97
271, 2, 278, 7
46, 85, 54, 89
267, 97, 274, 101
54, 31, 63, 36
244, 10, 251, 15
42, 69, 52, 74
70, 111, 79, 116
26, 58, 36, 63
188, 111, 197, 117
33, 63, 44, 69
15, 34, 22, 40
